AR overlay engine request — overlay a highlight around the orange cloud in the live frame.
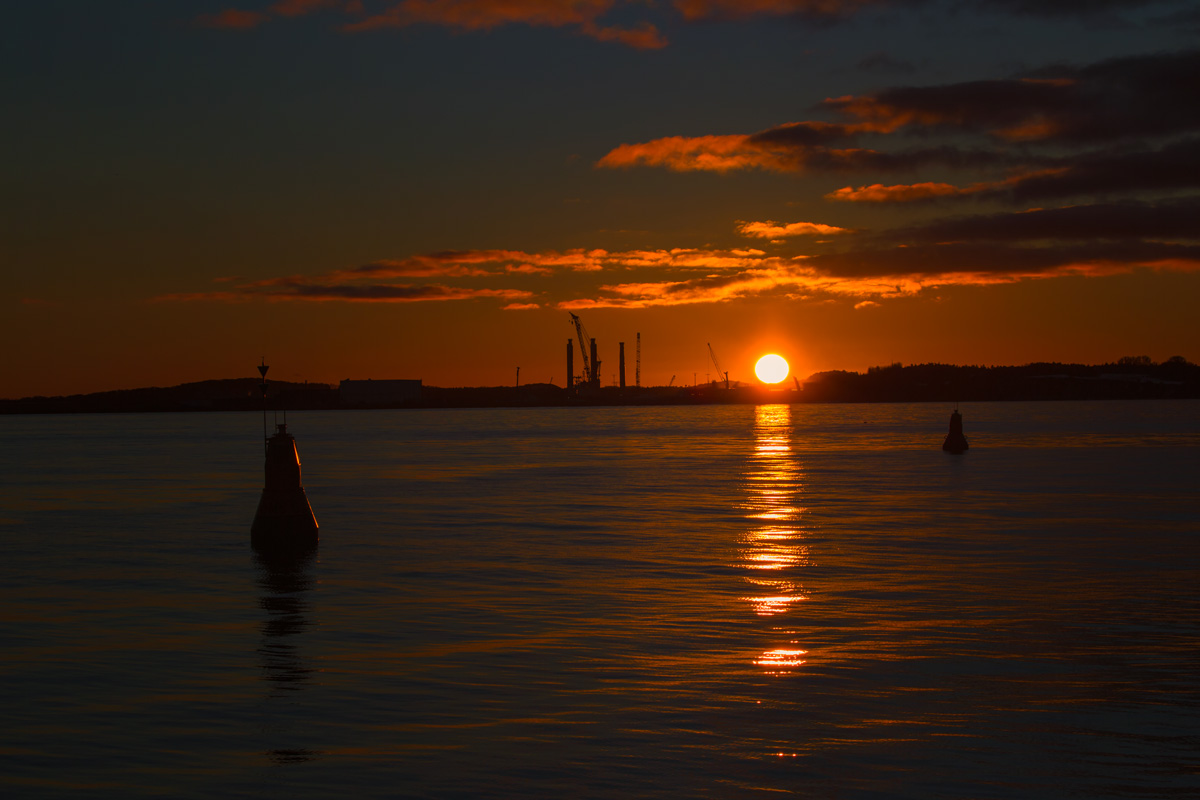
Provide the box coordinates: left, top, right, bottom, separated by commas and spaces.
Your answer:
506, 264, 554, 275
597, 134, 787, 172
158, 212, 1200, 310
557, 262, 930, 309
556, 235, 1200, 308
196, 9, 269, 28
737, 220, 850, 238
820, 94, 946, 134
596, 122, 911, 174
343, 0, 666, 48
326, 247, 776, 279
595, 247, 770, 269
827, 168, 1072, 203
555, 250, 1200, 308
195, 0, 664, 47
825, 182, 973, 202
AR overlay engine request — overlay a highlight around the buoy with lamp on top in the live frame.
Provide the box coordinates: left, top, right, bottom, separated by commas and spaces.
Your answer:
251, 360, 319, 551
942, 403, 969, 454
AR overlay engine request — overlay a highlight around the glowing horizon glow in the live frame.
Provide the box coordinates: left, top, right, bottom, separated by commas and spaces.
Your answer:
755, 354, 790, 384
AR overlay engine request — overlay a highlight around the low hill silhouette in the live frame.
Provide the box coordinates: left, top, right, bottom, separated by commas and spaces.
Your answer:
2, 356, 1196, 414
0, 378, 338, 415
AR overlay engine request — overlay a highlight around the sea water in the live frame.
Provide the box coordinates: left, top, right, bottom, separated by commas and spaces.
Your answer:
1, 401, 1197, 799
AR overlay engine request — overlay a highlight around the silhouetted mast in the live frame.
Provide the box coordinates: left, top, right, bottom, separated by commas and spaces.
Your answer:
707, 343, 730, 389
258, 358, 269, 455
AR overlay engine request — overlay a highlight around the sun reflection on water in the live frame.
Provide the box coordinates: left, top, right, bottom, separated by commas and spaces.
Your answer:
754, 648, 809, 673
739, 404, 810, 673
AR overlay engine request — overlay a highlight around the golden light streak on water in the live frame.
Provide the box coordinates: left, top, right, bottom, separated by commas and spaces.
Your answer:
754, 648, 808, 673
739, 404, 812, 668
742, 595, 805, 615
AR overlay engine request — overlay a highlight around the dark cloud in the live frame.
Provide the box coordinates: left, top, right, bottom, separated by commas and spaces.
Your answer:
1010, 138, 1200, 200
604, 47, 1200, 197
825, 49, 1200, 145
672, 0, 884, 23
982, 0, 1163, 16
885, 196, 1200, 244
746, 121, 859, 149
830, 145, 1012, 172
673, 0, 1174, 23
828, 138, 1200, 204
806, 239, 1200, 279
745, 122, 1009, 170
1023, 49, 1200, 143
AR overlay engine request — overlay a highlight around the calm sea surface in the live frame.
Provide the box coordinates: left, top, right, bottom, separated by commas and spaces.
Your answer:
1, 401, 1197, 799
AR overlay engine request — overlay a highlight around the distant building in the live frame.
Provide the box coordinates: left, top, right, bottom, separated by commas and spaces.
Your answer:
339, 379, 422, 407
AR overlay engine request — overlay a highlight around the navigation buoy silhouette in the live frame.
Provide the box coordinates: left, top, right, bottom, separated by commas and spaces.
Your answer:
252, 422, 319, 549
251, 360, 318, 551
942, 407, 969, 454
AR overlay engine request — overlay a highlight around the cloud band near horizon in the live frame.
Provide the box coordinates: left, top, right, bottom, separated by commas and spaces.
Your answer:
157, 196, 1200, 309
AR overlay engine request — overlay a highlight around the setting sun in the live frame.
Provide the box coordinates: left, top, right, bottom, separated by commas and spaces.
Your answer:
755, 354, 790, 384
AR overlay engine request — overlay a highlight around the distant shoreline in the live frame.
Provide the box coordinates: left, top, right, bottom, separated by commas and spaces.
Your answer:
3, 359, 1197, 415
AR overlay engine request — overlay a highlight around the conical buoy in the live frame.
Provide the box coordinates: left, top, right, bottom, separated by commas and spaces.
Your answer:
942, 408, 969, 454
252, 422, 319, 550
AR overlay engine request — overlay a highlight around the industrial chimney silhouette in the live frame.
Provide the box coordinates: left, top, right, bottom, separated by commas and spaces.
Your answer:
252, 422, 319, 550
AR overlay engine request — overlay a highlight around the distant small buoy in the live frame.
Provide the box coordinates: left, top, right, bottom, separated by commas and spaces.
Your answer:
942, 408, 969, 454
252, 423, 319, 551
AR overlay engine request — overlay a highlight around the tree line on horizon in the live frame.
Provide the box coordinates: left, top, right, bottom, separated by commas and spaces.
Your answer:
802, 356, 1199, 403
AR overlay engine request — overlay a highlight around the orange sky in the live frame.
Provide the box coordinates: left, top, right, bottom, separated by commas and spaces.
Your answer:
4, 1, 1199, 397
